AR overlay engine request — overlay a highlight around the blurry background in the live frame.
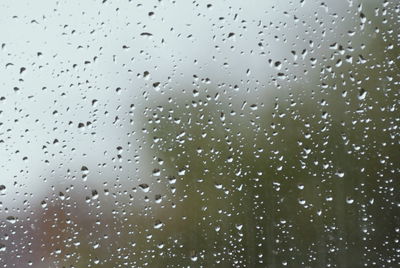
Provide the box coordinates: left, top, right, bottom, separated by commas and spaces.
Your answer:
0, 0, 399, 267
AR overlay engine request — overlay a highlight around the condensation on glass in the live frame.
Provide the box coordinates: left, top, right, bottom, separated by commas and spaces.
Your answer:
0, 0, 398, 267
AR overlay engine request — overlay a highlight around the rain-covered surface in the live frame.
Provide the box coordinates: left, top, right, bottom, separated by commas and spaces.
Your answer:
0, 0, 399, 267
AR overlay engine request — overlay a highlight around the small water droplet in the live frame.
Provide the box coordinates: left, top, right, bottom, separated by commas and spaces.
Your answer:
6, 216, 16, 224
139, 184, 150, 193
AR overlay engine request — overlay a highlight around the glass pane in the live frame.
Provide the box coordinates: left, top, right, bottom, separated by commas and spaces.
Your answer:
1, 0, 398, 267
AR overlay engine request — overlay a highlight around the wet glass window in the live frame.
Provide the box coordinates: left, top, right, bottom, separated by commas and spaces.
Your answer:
0, 0, 399, 267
